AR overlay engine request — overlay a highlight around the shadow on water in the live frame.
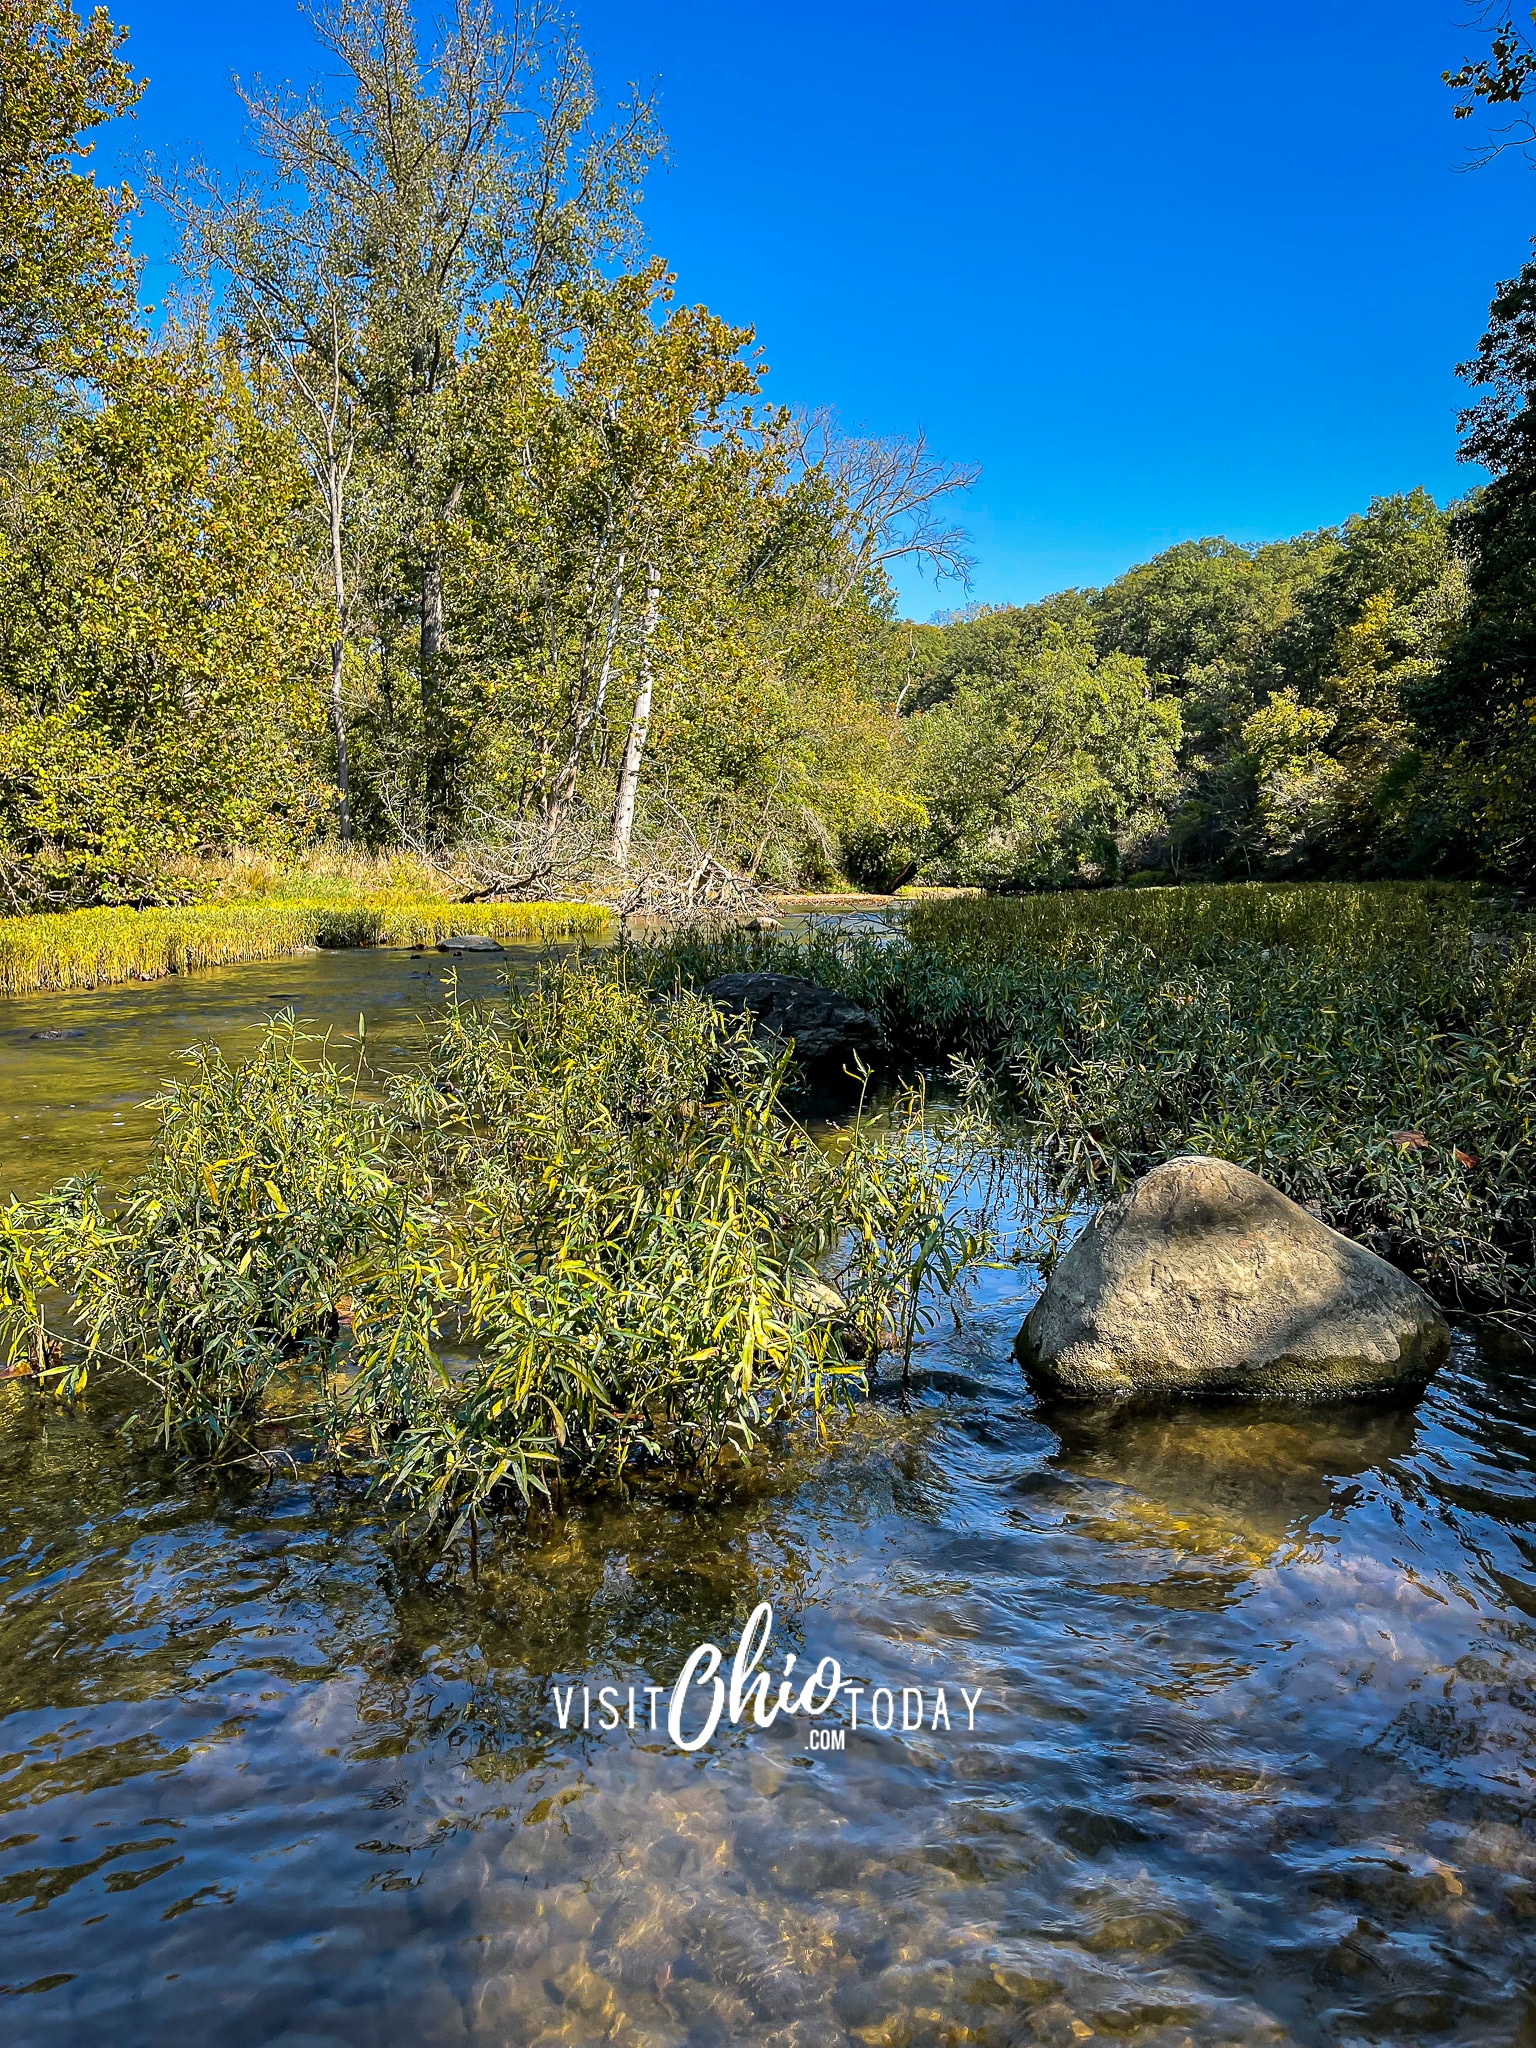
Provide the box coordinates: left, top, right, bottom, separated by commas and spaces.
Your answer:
1, 949, 1535, 2044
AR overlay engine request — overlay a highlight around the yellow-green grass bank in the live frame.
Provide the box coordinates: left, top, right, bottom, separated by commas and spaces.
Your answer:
0, 899, 610, 999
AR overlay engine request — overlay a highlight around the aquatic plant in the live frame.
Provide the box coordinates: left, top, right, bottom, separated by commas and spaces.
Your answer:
5, 1030, 404, 1448
640, 881, 1536, 1315
0, 897, 610, 997
0, 963, 986, 1529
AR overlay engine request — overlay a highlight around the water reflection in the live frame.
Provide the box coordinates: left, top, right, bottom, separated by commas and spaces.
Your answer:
1043, 1395, 1423, 1601
1, 1270, 1533, 2045
0, 944, 527, 1198
0, 908, 876, 1200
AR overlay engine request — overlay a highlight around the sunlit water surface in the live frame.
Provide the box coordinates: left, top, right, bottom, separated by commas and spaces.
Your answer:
1, 947, 1534, 2046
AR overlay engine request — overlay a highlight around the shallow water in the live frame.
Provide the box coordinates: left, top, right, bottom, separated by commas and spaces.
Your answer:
2, 950, 1535, 2046
0, 943, 550, 1200
0, 910, 890, 1201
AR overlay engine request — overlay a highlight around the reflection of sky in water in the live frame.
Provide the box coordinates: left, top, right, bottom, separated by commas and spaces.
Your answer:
1, 936, 1533, 2042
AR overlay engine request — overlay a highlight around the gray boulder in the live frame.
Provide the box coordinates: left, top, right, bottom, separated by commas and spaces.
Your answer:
436, 932, 504, 953
1016, 1154, 1450, 1401
702, 972, 880, 1071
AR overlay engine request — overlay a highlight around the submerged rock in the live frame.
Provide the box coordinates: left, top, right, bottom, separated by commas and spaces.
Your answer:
436, 932, 504, 953
29, 1028, 85, 1041
702, 972, 880, 1070
1016, 1154, 1450, 1401
791, 1272, 850, 1321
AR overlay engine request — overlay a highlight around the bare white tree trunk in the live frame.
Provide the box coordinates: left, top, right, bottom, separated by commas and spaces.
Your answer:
546, 547, 625, 828
327, 473, 351, 843
608, 562, 660, 866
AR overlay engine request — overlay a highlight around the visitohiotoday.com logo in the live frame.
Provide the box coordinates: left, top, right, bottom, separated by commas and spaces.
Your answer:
551, 1602, 989, 1755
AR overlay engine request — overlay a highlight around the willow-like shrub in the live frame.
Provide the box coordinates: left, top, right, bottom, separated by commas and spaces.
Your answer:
643, 881, 1536, 1316
0, 964, 984, 1530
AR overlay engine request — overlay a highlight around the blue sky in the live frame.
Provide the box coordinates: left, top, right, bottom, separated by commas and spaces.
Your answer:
98, 0, 1535, 614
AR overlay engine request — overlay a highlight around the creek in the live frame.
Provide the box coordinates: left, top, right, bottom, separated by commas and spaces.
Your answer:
1, 942, 1533, 2045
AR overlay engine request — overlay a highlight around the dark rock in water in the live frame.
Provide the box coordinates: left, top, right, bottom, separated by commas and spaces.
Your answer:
1016, 1154, 1449, 1402
701, 972, 881, 1070
29, 1028, 85, 1041
436, 933, 504, 953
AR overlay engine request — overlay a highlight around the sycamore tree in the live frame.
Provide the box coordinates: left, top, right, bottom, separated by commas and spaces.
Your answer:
442, 262, 925, 879
441, 265, 769, 852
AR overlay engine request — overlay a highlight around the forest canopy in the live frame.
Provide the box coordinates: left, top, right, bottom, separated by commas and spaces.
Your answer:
1, 0, 1533, 909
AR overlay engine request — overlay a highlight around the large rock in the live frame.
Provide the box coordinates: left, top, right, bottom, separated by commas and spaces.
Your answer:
436, 932, 504, 953
1016, 1154, 1450, 1401
702, 973, 880, 1071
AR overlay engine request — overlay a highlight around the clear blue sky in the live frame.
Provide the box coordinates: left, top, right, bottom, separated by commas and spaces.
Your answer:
98, 0, 1534, 615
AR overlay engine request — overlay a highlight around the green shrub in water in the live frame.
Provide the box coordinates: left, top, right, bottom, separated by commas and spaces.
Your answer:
0, 963, 985, 1530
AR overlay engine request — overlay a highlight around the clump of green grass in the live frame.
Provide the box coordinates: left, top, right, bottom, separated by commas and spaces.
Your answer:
900, 878, 1493, 967
0, 898, 610, 997
639, 881, 1536, 1316
0, 962, 985, 1530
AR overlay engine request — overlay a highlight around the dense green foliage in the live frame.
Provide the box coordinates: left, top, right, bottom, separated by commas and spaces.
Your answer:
0, 964, 985, 1521
898, 490, 1481, 887
0, 0, 141, 381
645, 883, 1536, 1316
0, 1, 1531, 906
0, 346, 327, 907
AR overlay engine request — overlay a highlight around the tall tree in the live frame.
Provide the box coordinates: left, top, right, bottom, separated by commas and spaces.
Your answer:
0, 0, 141, 386
0, 345, 325, 903
165, 187, 368, 839
172, 0, 660, 830
1409, 258, 1536, 875
449, 264, 775, 861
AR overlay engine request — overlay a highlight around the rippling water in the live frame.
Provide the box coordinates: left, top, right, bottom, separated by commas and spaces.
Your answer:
2, 952, 1535, 2045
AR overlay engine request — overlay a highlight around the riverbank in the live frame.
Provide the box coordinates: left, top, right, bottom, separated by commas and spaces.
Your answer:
0, 898, 609, 998
645, 879, 1536, 1318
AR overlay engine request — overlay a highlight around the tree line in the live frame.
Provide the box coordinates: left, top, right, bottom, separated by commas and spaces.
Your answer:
0, 0, 1533, 909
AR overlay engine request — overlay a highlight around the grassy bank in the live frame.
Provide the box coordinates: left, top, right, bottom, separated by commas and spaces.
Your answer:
0, 897, 610, 998
644, 881, 1536, 1317
0, 963, 982, 1524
